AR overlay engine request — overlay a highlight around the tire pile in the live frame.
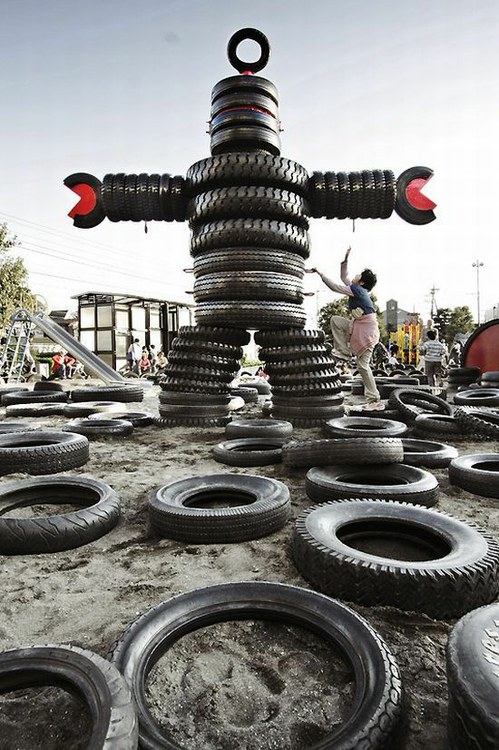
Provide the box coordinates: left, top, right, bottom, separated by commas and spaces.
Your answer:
100, 173, 187, 223
308, 169, 396, 220
254, 328, 345, 426
157, 325, 248, 426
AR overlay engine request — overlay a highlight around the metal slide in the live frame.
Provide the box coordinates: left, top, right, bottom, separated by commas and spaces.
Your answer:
30, 310, 125, 383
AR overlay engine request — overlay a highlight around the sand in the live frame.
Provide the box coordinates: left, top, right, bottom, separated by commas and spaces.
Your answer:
0, 381, 498, 749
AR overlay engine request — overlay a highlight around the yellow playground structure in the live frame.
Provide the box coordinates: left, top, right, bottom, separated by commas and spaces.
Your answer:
389, 315, 422, 365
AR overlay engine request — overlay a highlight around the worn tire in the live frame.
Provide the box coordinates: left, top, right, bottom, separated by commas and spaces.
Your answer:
109, 581, 402, 749
281, 437, 404, 468
70, 385, 144, 403
293, 499, 499, 618
1, 391, 68, 406
194, 300, 306, 330
5, 403, 67, 417
64, 401, 125, 418
305, 464, 438, 506
0, 475, 120, 554
212, 438, 285, 466
447, 603, 499, 749
63, 418, 134, 438
190, 219, 310, 258
449, 454, 499, 499
388, 389, 452, 420
88, 411, 154, 427
225, 418, 293, 439
0, 431, 90, 475
0, 645, 137, 748
402, 438, 458, 468
185, 153, 309, 194
324, 416, 408, 438
454, 388, 499, 407
454, 407, 499, 439
149, 474, 290, 542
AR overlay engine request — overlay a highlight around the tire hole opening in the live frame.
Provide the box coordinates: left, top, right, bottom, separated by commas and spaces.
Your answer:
145, 619, 354, 749
337, 519, 451, 561
185, 489, 258, 509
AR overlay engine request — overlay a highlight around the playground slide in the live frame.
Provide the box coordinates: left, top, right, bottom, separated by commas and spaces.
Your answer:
31, 311, 125, 383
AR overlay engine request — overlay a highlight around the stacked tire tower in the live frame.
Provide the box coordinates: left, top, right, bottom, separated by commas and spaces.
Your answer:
64, 28, 436, 427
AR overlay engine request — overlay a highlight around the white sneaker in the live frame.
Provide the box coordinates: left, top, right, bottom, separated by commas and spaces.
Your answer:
363, 401, 385, 411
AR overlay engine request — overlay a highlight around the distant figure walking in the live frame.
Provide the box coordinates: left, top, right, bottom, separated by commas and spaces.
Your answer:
418, 330, 447, 387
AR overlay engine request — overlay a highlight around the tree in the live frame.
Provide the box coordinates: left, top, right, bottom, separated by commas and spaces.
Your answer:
434, 305, 474, 345
0, 222, 36, 330
318, 293, 386, 344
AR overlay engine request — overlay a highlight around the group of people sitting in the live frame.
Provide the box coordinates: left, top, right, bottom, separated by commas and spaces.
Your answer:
126, 339, 168, 376
50, 351, 86, 379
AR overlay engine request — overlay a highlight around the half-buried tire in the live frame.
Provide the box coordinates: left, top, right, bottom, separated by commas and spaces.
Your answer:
0, 431, 89, 475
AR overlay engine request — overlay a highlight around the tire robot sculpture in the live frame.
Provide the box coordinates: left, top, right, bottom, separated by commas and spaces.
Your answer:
65, 28, 436, 427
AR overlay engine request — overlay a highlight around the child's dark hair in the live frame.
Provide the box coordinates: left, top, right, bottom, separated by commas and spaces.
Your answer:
360, 268, 377, 291
427, 329, 437, 340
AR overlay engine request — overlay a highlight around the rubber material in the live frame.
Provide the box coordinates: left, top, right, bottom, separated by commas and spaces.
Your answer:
225, 418, 293, 439
449, 454, 499, 499
109, 581, 402, 749
212, 437, 285, 466
401, 438, 458, 468
293, 499, 499, 618
0, 430, 90, 475
0, 645, 137, 748
149, 474, 290, 542
281, 438, 404, 468
324, 416, 408, 438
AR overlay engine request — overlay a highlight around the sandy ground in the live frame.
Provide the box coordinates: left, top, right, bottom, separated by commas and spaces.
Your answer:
0, 380, 498, 749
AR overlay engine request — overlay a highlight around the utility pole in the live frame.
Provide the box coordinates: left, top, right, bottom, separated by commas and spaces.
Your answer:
472, 260, 484, 325
428, 285, 439, 319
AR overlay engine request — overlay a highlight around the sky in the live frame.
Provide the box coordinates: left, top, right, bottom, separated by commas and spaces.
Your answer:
1, 0, 498, 327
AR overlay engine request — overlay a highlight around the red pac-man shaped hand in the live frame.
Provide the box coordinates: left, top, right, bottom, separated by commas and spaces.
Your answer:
395, 166, 436, 225
64, 172, 105, 228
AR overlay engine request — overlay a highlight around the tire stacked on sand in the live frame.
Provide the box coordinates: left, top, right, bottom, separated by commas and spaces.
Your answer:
254, 328, 345, 426
157, 325, 248, 427
186, 153, 310, 331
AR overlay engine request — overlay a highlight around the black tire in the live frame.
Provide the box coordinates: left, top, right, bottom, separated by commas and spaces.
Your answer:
259, 343, 330, 362
158, 404, 229, 418
265, 355, 335, 375
210, 125, 281, 156
165, 364, 234, 383
188, 186, 309, 227
225, 418, 293, 439
5, 403, 67, 417
388, 388, 452, 420
402, 438, 458, 468
0, 431, 90, 476
229, 387, 259, 403
272, 392, 343, 406
346, 406, 401, 420
324, 416, 408, 438
153, 416, 230, 428
454, 389, 499, 407
159, 390, 230, 405
454, 407, 499, 439
211, 75, 278, 104
176, 324, 250, 347
237, 379, 271, 395
193, 271, 303, 303
186, 153, 309, 195
0, 475, 120, 554
449, 454, 499, 499
64, 401, 125, 418
1, 390, 68, 406
293, 499, 499, 618
63, 418, 134, 438
170, 336, 244, 360
33, 381, 64, 392
88, 411, 154, 427
190, 219, 310, 258
0, 645, 137, 748
109, 581, 402, 749
159, 378, 230, 395
447, 603, 499, 749
282, 437, 404, 468
413, 414, 461, 436
166, 350, 239, 372
227, 28, 270, 72
305, 464, 438, 506
394, 166, 436, 225
149, 474, 290, 542
70, 385, 144, 403
212, 437, 285, 466
192, 248, 305, 278
254, 328, 324, 347
195, 300, 306, 330
481, 370, 499, 383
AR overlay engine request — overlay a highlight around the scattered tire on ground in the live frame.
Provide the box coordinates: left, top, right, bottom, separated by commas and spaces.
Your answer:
449, 454, 499, 499
0, 431, 90, 475
149, 474, 290, 542
0, 475, 121, 553
0, 645, 138, 747
109, 581, 402, 749
293, 499, 499, 618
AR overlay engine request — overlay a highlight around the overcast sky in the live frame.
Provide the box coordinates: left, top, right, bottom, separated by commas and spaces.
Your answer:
1, 0, 498, 325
